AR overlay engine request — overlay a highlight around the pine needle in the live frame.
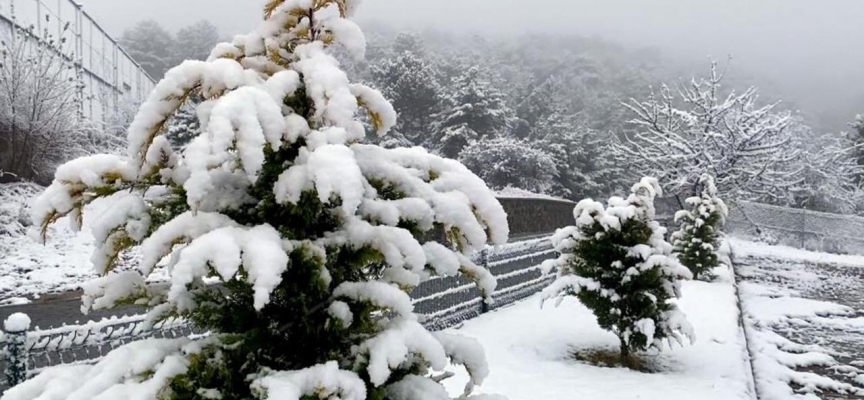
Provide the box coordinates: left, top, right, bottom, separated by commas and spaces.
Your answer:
264, 0, 284, 18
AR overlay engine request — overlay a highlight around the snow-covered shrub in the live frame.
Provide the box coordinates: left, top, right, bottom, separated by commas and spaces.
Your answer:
541, 177, 694, 361
459, 137, 558, 194
22, 1, 509, 399
671, 174, 728, 280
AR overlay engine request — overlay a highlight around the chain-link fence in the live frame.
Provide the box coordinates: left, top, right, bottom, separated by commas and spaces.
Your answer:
0, 0, 155, 122
726, 201, 864, 255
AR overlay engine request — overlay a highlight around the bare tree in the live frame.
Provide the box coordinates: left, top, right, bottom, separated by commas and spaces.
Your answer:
788, 122, 864, 215
611, 60, 798, 203
0, 10, 129, 184
0, 11, 83, 183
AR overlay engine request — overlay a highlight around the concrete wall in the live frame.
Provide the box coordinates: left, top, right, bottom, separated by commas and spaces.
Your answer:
497, 197, 576, 240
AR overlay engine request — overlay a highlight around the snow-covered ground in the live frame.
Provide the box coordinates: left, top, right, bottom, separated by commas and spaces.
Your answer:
0, 184, 146, 303
441, 267, 754, 400
733, 239, 864, 399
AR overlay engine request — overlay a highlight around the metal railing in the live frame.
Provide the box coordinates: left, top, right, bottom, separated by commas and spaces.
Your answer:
0, 0, 155, 122
1, 236, 558, 390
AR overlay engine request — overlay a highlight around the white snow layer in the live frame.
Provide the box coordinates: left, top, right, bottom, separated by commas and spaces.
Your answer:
441, 268, 753, 400
3, 312, 31, 332
2, 338, 207, 400
18, 2, 510, 399
733, 239, 864, 399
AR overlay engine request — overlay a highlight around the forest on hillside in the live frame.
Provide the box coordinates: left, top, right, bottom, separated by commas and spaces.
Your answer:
4, 18, 863, 215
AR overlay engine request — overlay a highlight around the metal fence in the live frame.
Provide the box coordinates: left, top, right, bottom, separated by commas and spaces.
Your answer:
414, 235, 556, 330
725, 201, 864, 255
0, 235, 558, 390
0, 0, 155, 122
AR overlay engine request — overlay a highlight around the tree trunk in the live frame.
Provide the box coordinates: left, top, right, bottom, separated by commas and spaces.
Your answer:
619, 336, 630, 363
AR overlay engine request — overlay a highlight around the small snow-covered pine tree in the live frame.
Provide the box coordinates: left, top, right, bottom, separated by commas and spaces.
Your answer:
541, 177, 694, 361
671, 174, 728, 280
23, 2, 509, 399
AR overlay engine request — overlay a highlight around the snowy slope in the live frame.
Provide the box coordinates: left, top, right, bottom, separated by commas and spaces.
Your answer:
441, 268, 754, 400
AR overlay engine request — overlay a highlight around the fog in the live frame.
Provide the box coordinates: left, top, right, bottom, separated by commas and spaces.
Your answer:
80, 0, 864, 132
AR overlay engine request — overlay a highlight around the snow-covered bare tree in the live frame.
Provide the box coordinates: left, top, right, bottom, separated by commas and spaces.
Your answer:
671, 174, 728, 280
845, 113, 864, 183
19, 2, 509, 399
120, 20, 175, 80
0, 12, 88, 183
611, 61, 798, 202
432, 66, 512, 158
787, 128, 864, 215
459, 137, 558, 194
541, 177, 694, 362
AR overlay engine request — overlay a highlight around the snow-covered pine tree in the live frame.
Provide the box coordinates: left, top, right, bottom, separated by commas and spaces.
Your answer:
515, 75, 568, 128
671, 174, 728, 280
459, 136, 558, 194
22, 1, 509, 399
165, 97, 202, 149
370, 36, 444, 144
431, 66, 511, 158
541, 177, 694, 362
532, 112, 622, 200
174, 20, 222, 64
120, 20, 176, 80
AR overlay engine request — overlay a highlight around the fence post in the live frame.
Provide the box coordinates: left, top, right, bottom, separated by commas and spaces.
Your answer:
480, 248, 490, 314
4, 312, 31, 388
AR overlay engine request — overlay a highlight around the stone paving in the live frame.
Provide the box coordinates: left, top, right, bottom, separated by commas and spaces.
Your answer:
735, 253, 864, 399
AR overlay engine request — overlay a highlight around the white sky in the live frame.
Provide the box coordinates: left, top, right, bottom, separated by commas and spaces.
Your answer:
76, 0, 864, 131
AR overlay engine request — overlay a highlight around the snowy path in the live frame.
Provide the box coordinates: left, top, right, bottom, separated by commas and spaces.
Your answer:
440, 269, 754, 400
733, 239, 864, 400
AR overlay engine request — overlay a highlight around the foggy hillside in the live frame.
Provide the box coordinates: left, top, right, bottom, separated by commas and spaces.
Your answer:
78, 0, 864, 133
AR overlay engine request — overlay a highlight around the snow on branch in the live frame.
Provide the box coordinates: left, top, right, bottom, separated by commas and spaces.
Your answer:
26, 1, 508, 399
612, 60, 797, 202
